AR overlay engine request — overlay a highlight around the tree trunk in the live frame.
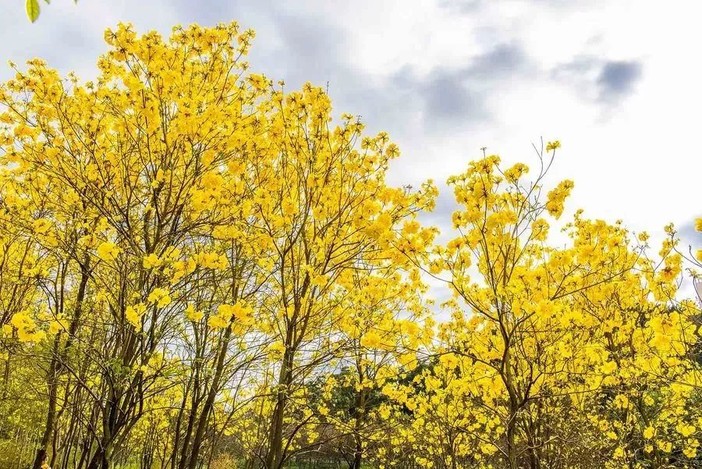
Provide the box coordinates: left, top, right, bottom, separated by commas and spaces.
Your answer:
170, 374, 192, 469
349, 443, 363, 469
265, 347, 293, 469
32, 337, 61, 469
349, 388, 367, 469
33, 258, 90, 469
506, 418, 518, 469
526, 414, 540, 469
86, 446, 109, 469
185, 327, 233, 469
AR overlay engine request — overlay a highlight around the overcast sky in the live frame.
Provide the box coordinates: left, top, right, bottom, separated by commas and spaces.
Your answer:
2, 0, 701, 266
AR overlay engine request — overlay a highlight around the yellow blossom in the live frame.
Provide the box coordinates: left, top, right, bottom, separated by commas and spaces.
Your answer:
96, 241, 120, 261
147, 288, 171, 308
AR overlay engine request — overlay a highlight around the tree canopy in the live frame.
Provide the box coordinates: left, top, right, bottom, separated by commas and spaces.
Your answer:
1, 22, 701, 469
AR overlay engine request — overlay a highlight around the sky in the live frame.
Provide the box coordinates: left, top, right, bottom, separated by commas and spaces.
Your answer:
2, 0, 701, 292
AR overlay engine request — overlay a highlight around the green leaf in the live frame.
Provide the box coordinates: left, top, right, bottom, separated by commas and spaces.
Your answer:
44, 0, 50, 4
26, 0, 40, 22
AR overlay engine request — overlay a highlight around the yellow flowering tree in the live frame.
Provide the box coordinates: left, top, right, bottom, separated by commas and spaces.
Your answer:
3, 18, 702, 469
0, 21, 268, 469
398, 145, 702, 468
237, 81, 436, 468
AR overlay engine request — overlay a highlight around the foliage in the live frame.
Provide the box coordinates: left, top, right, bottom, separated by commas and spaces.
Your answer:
1, 21, 701, 469
24, 0, 78, 23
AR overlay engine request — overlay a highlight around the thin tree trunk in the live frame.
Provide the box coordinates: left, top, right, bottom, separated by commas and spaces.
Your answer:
170, 374, 192, 469
32, 337, 61, 469
349, 388, 367, 469
506, 419, 518, 469
33, 258, 90, 469
265, 346, 293, 469
185, 327, 233, 469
